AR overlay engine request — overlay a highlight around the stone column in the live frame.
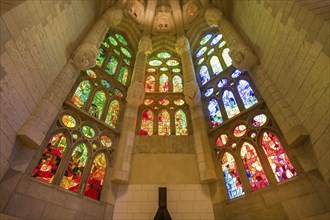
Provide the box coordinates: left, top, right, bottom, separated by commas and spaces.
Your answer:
176, 36, 217, 183
111, 36, 152, 183
204, 8, 258, 72
18, 8, 124, 149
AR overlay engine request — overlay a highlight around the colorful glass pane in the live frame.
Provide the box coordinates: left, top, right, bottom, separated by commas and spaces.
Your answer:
173, 75, 183, 92
262, 132, 297, 182
60, 143, 88, 192
219, 41, 226, 48
114, 88, 124, 97
233, 125, 247, 137
231, 143, 237, 149
140, 109, 154, 136
105, 56, 118, 76
32, 133, 67, 183
158, 110, 171, 135
174, 99, 185, 106
208, 99, 223, 127
222, 48, 232, 67
241, 142, 269, 191
222, 90, 240, 118
113, 49, 121, 56
238, 80, 258, 109
205, 88, 214, 97
71, 80, 92, 108
105, 100, 120, 128
200, 34, 212, 45
100, 135, 112, 148
121, 47, 132, 58
86, 69, 97, 78
102, 40, 110, 48
218, 78, 228, 88
118, 66, 129, 85
145, 75, 156, 92
89, 91, 106, 119
82, 125, 95, 138
207, 48, 215, 56
157, 52, 171, 59
144, 99, 155, 106
160, 67, 168, 71
166, 60, 179, 66
123, 58, 131, 65
252, 114, 267, 127
198, 58, 205, 65
115, 33, 128, 45
199, 65, 210, 85
211, 34, 222, 46
216, 134, 228, 147
159, 98, 170, 106
101, 79, 111, 89
175, 110, 188, 135
62, 115, 76, 128
159, 74, 169, 92
222, 152, 245, 199
172, 68, 181, 73
210, 56, 223, 76
149, 60, 162, 66
231, 70, 241, 78
196, 46, 207, 57
147, 68, 156, 73
84, 153, 107, 200
108, 35, 118, 46
96, 48, 106, 67
92, 143, 98, 150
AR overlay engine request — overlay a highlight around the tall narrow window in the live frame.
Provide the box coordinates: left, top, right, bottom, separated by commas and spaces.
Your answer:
84, 153, 107, 200
221, 152, 245, 199
222, 48, 232, 67
145, 75, 156, 92
105, 56, 118, 76
208, 99, 223, 127
159, 74, 169, 92
89, 91, 106, 119
105, 100, 120, 128
175, 109, 188, 135
60, 143, 88, 192
210, 56, 223, 76
158, 110, 171, 135
261, 132, 297, 182
118, 66, 129, 85
172, 75, 183, 92
32, 133, 67, 183
199, 65, 210, 85
71, 81, 92, 108
222, 90, 240, 118
140, 109, 154, 136
237, 80, 258, 109
241, 142, 269, 191
96, 48, 106, 67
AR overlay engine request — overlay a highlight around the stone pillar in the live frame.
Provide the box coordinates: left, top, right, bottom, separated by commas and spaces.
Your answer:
252, 66, 308, 147
176, 36, 217, 183
111, 36, 152, 183
204, 8, 258, 72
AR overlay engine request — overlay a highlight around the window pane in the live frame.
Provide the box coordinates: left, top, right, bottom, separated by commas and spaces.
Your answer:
159, 74, 169, 92
105, 100, 120, 128
140, 109, 154, 136
222, 90, 240, 118
172, 75, 183, 92
89, 91, 106, 120
208, 99, 223, 127
222, 48, 232, 67
96, 48, 106, 67
210, 56, 223, 76
71, 80, 92, 108
145, 75, 156, 92
237, 80, 258, 109
105, 56, 118, 76
158, 110, 171, 135
199, 65, 210, 85
175, 109, 188, 135
118, 66, 129, 85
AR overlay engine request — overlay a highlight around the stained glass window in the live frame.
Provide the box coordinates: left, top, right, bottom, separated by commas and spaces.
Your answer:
157, 52, 171, 59
241, 142, 269, 191
211, 34, 222, 46
145, 76, 156, 92
216, 134, 228, 147
140, 109, 154, 136
222, 48, 232, 67
159, 74, 169, 92
82, 125, 95, 138
252, 114, 267, 127
115, 33, 128, 45
60, 143, 88, 192
105, 100, 120, 128
173, 75, 183, 92
105, 56, 118, 76
218, 78, 228, 88
196, 46, 207, 57
149, 60, 162, 66
100, 136, 112, 148
120, 47, 132, 58
222, 90, 240, 118
101, 79, 111, 89
96, 48, 106, 67
210, 56, 223, 76
108, 35, 118, 46
208, 99, 223, 127
71, 80, 91, 108
159, 98, 170, 106
166, 60, 179, 66
84, 153, 107, 200
158, 110, 171, 135
118, 66, 129, 85
199, 65, 210, 85
62, 115, 76, 128
200, 34, 212, 45
221, 152, 245, 199
174, 99, 185, 106
32, 133, 67, 183
205, 88, 214, 97
233, 125, 247, 137
261, 132, 297, 182
175, 110, 188, 135
237, 80, 258, 109
89, 91, 106, 119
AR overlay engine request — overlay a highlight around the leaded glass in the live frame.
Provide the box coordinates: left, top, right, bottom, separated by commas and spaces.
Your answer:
86, 69, 97, 78
261, 132, 297, 182
222, 48, 232, 67
160, 67, 168, 71
219, 41, 226, 48
101, 79, 111, 89
120, 47, 132, 58
159, 98, 170, 106
238, 80, 258, 109
172, 75, 183, 92
145, 75, 156, 92
105, 100, 120, 128
115, 33, 128, 45
118, 66, 129, 85
32, 133, 67, 183
174, 99, 185, 106
149, 60, 162, 66
123, 58, 131, 65
175, 110, 188, 135
140, 109, 154, 136
82, 125, 95, 138
96, 48, 106, 67
62, 115, 76, 128
222, 90, 240, 118
108, 35, 118, 46
71, 80, 92, 108
147, 68, 156, 73
208, 99, 223, 127
105, 56, 118, 76
60, 143, 88, 192
158, 110, 171, 135
100, 135, 112, 148
197, 58, 205, 65
231, 70, 241, 78
222, 152, 245, 199
211, 34, 222, 46
172, 68, 181, 73
207, 48, 215, 56
166, 60, 179, 66
205, 88, 214, 97
210, 56, 223, 76
157, 52, 171, 59
216, 134, 228, 147
241, 142, 269, 191
102, 40, 110, 48
200, 34, 212, 45
89, 91, 106, 119
159, 74, 169, 92
233, 125, 247, 137
113, 49, 121, 56
252, 114, 267, 127
199, 65, 210, 85
196, 46, 207, 57
144, 99, 155, 106
114, 88, 123, 97
218, 78, 228, 88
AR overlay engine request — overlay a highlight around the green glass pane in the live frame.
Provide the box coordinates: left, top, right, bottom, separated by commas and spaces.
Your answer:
108, 35, 118, 46
149, 60, 162, 66
157, 52, 171, 59
86, 69, 97, 78
160, 67, 168, 71
101, 79, 110, 89
121, 47, 132, 58
96, 48, 106, 67
71, 80, 92, 108
219, 41, 226, 48
115, 34, 128, 45
105, 100, 120, 128
207, 48, 215, 55
82, 125, 95, 138
89, 91, 106, 119
175, 109, 188, 135
196, 46, 207, 58
105, 56, 118, 76
102, 41, 110, 48
118, 66, 129, 85
200, 33, 212, 45
113, 49, 121, 56
197, 58, 205, 65
172, 68, 181, 73
166, 60, 179, 66
123, 58, 131, 65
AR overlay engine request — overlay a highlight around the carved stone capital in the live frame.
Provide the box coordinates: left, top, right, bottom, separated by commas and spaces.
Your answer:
126, 81, 145, 107
230, 44, 259, 71
138, 36, 152, 54
103, 8, 123, 27
175, 36, 190, 55
184, 80, 201, 106
72, 43, 99, 70
204, 8, 223, 27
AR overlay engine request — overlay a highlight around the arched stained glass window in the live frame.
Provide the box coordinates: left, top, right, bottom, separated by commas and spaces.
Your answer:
105, 56, 118, 76
210, 56, 223, 76
221, 152, 245, 199
222, 48, 232, 67
158, 110, 171, 135
175, 109, 188, 135
140, 109, 154, 136
118, 66, 129, 85
159, 74, 169, 92
60, 143, 88, 192
105, 100, 120, 128
84, 153, 107, 200
261, 132, 297, 182
71, 80, 92, 108
145, 75, 156, 92
208, 99, 223, 127
89, 91, 106, 119
199, 65, 210, 85
241, 142, 269, 191
32, 133, 67, 183
173, 75, 183, 92
237, 80, 258, 109
222, 90, 240, 118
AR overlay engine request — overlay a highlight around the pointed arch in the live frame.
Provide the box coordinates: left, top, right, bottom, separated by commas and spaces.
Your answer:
222, 90, 240, 118
105, 100, 120, 128
105, 56, 118, 76
145, 75, 156, 92
208, 99, 223, 127
159, 74, 169, 92
175, 109, 188, 135
89, 90, 107, 119
199, 65, 210, 85
71, 80, 92, 108
140, 109, 154, 136
172, 75, 183, 92
237, 80, 258, 109
222, 48, 232, 67
210, 55, 223, 76
158, 109, 171, 135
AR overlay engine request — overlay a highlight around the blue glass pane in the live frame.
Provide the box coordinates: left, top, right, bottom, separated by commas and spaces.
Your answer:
196, 46, 207, 58
218, 78, 228, 88
199, 66, 210, 85
231, 70, 241, 78
222, 90, 240, 118
211, 34, 223, 46
237, 80, 258, 109
205, 88, 214, 97
208, 99, 223, 127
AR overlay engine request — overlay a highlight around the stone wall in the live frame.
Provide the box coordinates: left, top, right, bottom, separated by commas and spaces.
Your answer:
0, 0, 98, 180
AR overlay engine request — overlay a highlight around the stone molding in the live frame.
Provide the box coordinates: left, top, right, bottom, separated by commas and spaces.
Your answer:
184, 80, 202, 106
138, 35, 152, 54
126, 81, 145, 107
230, 44, 259, 72
175, 36, 191, 55
71, 43, 99, 70
204, 8, 222, 27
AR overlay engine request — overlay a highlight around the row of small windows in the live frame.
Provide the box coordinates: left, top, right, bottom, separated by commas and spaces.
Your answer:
145, 74, 183, 93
